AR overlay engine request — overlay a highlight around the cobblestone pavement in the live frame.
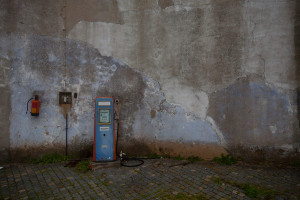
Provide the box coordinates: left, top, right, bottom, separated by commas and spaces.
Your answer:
0, 159, 299, 199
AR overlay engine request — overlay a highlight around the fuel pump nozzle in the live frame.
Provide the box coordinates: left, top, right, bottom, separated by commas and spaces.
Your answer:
120, 151, 126, 162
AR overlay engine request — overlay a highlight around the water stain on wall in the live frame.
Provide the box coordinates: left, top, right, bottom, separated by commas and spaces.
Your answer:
65, 0, 123, 33
0, 0, 64, 37
158, 0, 174, 10
0, 56, 11, 162
294, 0, 300, 163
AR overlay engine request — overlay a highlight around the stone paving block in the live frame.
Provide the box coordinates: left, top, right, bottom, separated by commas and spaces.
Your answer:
1, 160, 300, 200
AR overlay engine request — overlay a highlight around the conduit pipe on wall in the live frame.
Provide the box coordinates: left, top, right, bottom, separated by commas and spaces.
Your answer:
66, 113, 68, 157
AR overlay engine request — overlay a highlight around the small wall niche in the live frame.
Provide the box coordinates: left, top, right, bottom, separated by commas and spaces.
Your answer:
59, 92, 72, 104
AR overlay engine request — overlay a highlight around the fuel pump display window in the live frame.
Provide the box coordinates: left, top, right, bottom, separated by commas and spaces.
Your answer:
98, 109, 111, 124
98, 101, 111, 106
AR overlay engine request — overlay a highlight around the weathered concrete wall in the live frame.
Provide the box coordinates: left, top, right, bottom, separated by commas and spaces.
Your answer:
296, 0, 300, 130
0, 49, 10, 162
0, 0, 299, 162
0, 0, 64, 161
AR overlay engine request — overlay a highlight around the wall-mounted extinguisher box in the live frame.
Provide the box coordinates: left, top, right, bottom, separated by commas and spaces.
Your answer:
93, 97, 116, 162
26, 95, 40, 116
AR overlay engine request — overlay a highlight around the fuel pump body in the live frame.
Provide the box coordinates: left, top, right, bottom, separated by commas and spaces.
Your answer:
93, 97, 116, 161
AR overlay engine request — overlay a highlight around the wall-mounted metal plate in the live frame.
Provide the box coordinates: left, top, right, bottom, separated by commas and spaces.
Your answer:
59, 92, 72, 104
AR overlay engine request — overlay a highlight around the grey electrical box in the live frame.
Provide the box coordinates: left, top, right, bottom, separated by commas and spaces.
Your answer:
59, 92, 72, 104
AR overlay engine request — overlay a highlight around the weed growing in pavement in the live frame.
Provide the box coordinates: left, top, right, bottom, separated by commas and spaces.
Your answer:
293, 160, 300, 168
242, 183, 260, 198
173, 155, 184, 160
187, 156, 203, 163
161, 154, 171, 159
213, 154, 237, 165
100, 180, 108, 187
212, 176, 223, 185
219, 177, 279, 199
147, 153, 161, 159
75, 160, 91, 172
241, 183, 277, 199
30, 153, 68, 164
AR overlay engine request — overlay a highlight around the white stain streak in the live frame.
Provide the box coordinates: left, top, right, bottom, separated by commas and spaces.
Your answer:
206, 116, 227, 147
269, 125, 277, 134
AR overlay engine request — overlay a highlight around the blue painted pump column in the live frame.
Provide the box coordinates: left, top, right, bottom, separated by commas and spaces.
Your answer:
93, 97, 116, 161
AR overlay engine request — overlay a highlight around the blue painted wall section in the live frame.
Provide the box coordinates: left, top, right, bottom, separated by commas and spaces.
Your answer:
208, 80, 297, 147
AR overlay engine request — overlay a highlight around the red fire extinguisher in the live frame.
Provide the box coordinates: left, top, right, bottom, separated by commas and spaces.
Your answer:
26, 95, 40, 116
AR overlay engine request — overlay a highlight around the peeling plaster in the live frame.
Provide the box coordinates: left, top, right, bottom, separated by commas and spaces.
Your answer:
133, 74, 219, 143
163, 79, 209, 119
3, 33, 222, 158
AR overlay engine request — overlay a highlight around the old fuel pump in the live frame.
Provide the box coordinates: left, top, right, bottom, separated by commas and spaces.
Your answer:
93, 97, 116, 161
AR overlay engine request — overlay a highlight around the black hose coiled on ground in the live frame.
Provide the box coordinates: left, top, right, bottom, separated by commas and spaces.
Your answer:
121, 158, 144, 167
